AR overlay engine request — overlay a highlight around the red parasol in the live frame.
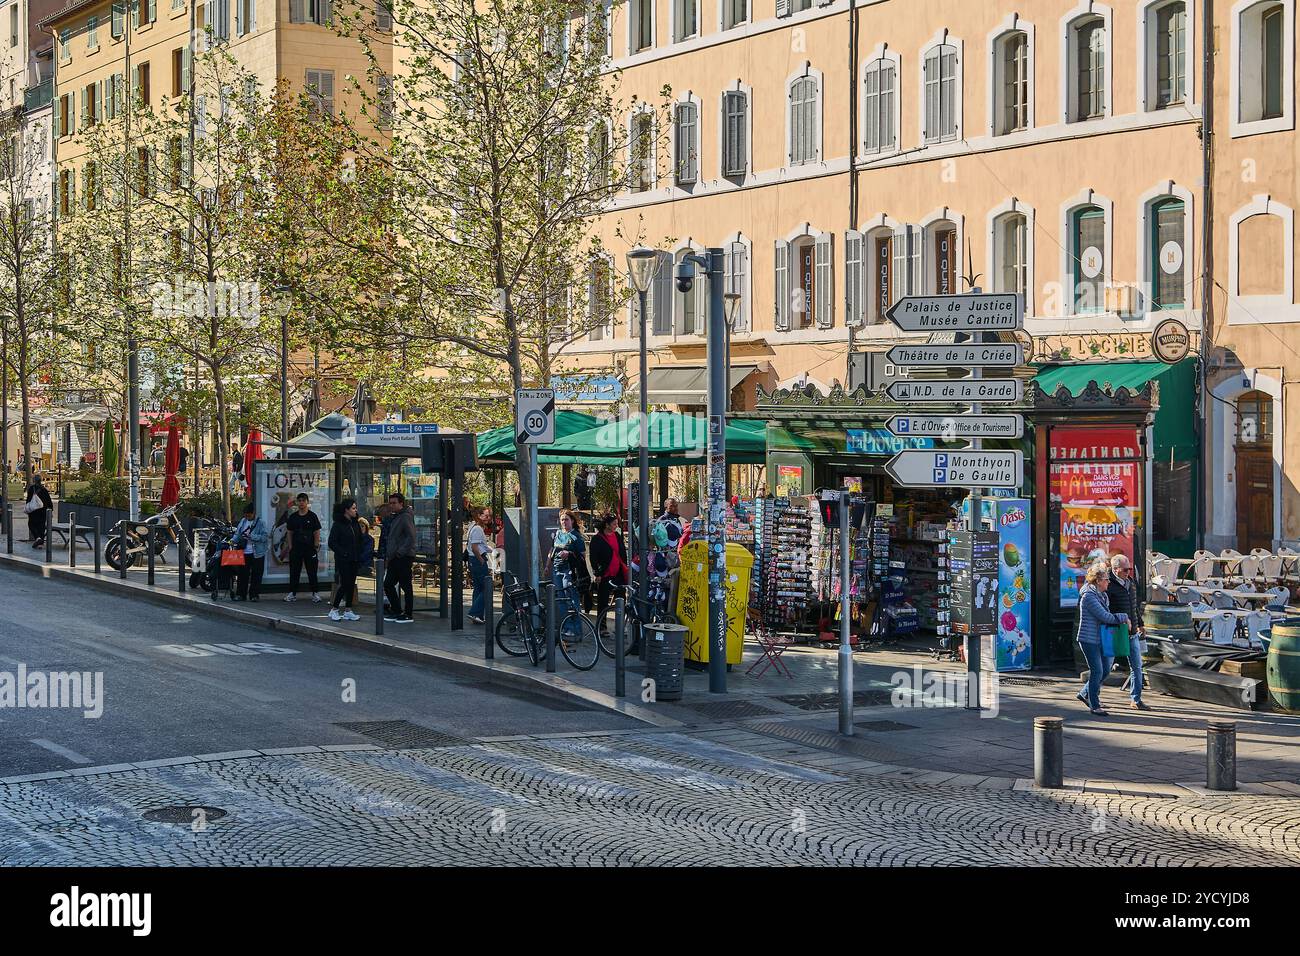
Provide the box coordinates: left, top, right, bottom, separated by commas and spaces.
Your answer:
243, 429, 264, 485
160, 425, 181, 508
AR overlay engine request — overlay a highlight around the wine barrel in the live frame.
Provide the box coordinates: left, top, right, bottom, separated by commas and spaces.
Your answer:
1266, 618, 1300, 713
1145, 601, 1192, 630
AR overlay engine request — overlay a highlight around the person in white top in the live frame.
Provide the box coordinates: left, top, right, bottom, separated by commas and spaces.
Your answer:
467, 508, 491, 624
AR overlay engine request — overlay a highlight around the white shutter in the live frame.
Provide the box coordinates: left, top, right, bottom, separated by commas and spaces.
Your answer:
775, 0, 791, 17
774, 239, 789, 330
941, 48, 957, 137
814, 233, 833, 328
651, 252, 673, 335
845, 230, 863, 327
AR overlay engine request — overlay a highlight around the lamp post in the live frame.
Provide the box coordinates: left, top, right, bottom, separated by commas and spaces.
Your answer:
625, 247, 657, 610
272, 285, 291, 450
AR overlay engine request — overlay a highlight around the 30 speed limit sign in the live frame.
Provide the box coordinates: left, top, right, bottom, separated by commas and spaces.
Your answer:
515, 388, 556, 445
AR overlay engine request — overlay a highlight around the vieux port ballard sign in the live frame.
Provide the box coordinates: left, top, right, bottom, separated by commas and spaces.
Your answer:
880, 293, 1025, 489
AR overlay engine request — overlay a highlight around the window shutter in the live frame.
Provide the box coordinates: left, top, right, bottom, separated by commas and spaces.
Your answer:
774, 239, 789, 330
196, 94, 207, 137
941, 48, 956, 137
775, 0, 790, 17
181, 49, 191, 91
79, 89, 87, 128
845, 230, 863, 327
376, 0, 391, 31
318, 0, 331, 24
651, 252, 672, 335
814, 232, 833, 328
148, 0, 156, 21
96, 80, 104, 122
52, 100, 61, 139
290, 0, 304, 22
891, 226, 910, 301
235, 0, 242, 35
249, 0, 256, 33
131, 0, 139, 28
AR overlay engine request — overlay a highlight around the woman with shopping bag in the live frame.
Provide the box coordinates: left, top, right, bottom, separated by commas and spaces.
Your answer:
24, 473, 52, 550
1073, 560, 1130, 716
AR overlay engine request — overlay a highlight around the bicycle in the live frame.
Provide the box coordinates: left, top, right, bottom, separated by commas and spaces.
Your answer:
598, 578, 676, 660
494, 573, 600, 670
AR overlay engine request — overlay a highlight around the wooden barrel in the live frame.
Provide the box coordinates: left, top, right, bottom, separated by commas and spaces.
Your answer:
1145, 601, 1192, 630
1267, 618, 1300, 713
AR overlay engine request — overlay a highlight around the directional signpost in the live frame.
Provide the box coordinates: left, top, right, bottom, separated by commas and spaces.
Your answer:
886, 343, 1023, 367
883, 450, 1024, 489
887, 414, 1024, 440
516, 387, 556, 594
884, 293, 1021, 332
885, 379, 1023, 403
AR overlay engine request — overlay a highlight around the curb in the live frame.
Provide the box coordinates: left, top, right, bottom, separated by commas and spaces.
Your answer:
0, 550, 682, 729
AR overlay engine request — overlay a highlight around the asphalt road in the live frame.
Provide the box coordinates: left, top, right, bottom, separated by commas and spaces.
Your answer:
0, 567, 638, 776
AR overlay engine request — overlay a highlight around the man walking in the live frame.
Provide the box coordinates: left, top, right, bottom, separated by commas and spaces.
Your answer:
283, 492, 323, 604
382, 492, 417, 624
1108, 553, 1150, 710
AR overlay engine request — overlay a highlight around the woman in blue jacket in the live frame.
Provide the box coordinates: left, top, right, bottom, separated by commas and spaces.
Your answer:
232, 504, 270, 602
1075, 561, 1129, 716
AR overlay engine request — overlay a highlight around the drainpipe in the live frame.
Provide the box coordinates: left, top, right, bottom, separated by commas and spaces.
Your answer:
845, 0, 857, 385
1197, 0, 1213, 550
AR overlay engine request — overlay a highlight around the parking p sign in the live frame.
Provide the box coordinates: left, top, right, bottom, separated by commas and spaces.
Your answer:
516, 388, 555, 445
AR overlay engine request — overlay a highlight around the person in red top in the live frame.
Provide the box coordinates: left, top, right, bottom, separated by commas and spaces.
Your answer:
588, 512, 629, 640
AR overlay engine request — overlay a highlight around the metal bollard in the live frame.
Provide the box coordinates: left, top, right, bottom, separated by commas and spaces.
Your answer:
614, 596, 626, 698
147, 526, 156, 586
93, 517, 101, 574
68, 511, 76, 568
545, 583, 557, 674
118, 522, 127, 579
5, 503, 11, 554
374, 557, 385, 635
483, 570, 494, 660
1207, 720, 1237, 792
44, 517, 52, 563
1033, 716, 1064, 789
178, 530, 186, 593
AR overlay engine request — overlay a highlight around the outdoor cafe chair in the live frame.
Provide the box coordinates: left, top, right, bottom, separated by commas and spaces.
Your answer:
1151, 558, 1180, 584
1209, 590, 1236, 610
1209, 611, 1239, 646
1175, 586, 1198, 605
1246, 611, 1272, 649
1149, 584, 1171, 603
1233, 556, 1261, 586
1265, 586, 1291, 612
745, 615, 795, 679
1256, 554, 1285, 586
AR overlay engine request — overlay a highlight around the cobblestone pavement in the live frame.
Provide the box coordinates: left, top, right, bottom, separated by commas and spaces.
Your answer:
2, 729, 1297, 866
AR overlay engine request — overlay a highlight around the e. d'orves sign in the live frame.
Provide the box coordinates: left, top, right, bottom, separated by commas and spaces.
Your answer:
885, 379, 1023, 403
885, 293, 1023, 332
887, 414, 1025, 440
884, 450, 1024, 488
885, 343, 1023, 367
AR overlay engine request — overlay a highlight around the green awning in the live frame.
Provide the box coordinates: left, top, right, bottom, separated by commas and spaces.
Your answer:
541, 412, 766, 465
1033, 360, 1168, 396
1032, 358, 1197, 451
476, 410, 600, 465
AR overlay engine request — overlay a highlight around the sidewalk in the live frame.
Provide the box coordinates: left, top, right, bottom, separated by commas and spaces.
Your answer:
4, 538, 1300, 792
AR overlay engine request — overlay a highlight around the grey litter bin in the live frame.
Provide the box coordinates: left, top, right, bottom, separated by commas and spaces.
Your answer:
644, 622, 687, 701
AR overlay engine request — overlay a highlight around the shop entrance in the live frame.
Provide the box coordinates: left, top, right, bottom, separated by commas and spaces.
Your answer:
1234, 390, 1274, 551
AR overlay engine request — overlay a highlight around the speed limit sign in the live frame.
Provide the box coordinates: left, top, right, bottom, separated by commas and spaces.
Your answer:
515, 388, 555, 445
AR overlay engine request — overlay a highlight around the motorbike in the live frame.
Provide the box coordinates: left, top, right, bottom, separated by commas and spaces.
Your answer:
190, 518, 239, 600
104, 504, 183, 572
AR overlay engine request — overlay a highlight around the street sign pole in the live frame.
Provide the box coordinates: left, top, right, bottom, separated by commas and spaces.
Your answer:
967, 327, 983, 711
705, 247, 727, 695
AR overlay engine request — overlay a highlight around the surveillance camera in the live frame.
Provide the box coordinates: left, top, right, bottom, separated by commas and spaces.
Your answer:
675, 260, 694, 294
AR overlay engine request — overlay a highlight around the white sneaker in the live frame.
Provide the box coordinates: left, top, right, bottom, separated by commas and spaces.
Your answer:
311, 593, 323, 603
342, 610, 360, 621
328, 609, 342, 621
283, 592, 297, 603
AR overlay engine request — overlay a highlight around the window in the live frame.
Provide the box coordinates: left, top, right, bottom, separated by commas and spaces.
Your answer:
788, 73, 818, 165
136, 146, 152, 196
87, 15, 98, 49
137, 62, 151, 108
57, 94, 72, 137
111, 2, 123, 38
59, 169, 72, 216
168, 136, 184, 189
1262, 3, 1284, 118
994, 213, 1028, 297
236, 0, 256, 36
83, 83, 98, 126
862, 58, 896, 153
630, 0, 652, 52
724, 238, 750, 332
9, 6, 16, 48
722, 0, 747, 30
1151, 198, 1186, 308
588, 258, 614, 340
1238, 391, 1274, 442
630, 111, 654, 191
721, 89, 747, 177
375, 0, 392, 31
289, 0, 330, 24
1070, 205, 1105, 313
1153, 2, 1187, 108
305, 69, 334, 116
84, 162, 97, 210
844, 231, 864, 327
994, 31, 1029, 134
172, 48, 187, 96
890, 224, 922, 305
923, 43, 958, 143
59, 29, 70, 63
1235, 2, 1292, 133
205, 0, 231, 40
1070, 16, 1106, 121
673, 0, 697, 42
775, 234, 831, 330
674, 249, 701, 335
588, 123, 611, 188
674, 101, 697, 185
930, 224, 958, 294
377, 74, 393, 128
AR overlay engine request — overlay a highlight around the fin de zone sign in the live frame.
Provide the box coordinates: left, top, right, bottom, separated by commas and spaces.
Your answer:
885, 294, 1023, 332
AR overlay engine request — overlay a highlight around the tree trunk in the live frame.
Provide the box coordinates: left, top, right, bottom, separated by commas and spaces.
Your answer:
214, 370, 231, 522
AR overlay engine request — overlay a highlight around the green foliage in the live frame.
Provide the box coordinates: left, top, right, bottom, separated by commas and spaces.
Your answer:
63, 474, 130, 510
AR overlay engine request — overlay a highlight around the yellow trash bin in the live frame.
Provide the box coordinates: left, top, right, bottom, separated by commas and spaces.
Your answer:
675, 539, 753, 666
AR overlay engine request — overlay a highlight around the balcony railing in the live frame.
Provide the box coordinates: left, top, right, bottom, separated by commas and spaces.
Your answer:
23, 79, 52, 113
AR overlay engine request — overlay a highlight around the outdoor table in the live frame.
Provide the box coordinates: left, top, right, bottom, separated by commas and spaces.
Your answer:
48, 522, 95, 551
1185, 586, 1276, 607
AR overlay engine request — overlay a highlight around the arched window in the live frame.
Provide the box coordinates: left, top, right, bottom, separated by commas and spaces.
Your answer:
629, 110, 655, 192
1150, 1, 1187, 109
923, 43, 959, 143
993, 31, 1029, 134
788, 74, 819, 165
1150, 198, 1186, 308
587, 257, 614, 341
994, 213, 1028, 297
674, 100, 698, 185
862, 57, 896, 153
723, 236, 751, 332
721, 87, 748, 178
1070, 204, 1106, 313
1068, 15, 1106, 121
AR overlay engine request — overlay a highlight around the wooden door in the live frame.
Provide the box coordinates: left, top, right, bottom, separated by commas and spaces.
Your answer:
1235, 448, 1273, 550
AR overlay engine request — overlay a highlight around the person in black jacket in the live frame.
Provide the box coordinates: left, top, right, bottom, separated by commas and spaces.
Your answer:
25, 474, 53, 549
1106, 553, 1150, 710
589, 512, 632, 648
328, 498, 363, 622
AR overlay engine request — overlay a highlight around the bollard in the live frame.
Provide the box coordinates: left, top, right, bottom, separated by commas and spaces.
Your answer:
1033, 716, 1064, 789
5, 503, 11, 555
147, 526, 156, 586
118, 521, 127, 580
1207, 720, 1237, 792
44, 517, 52, 563
483, 570, 494, 660
178, 530, 186, 593
93, 517, 101, 575
67, 511, 76, 568
375, 557, 385, 635
614, 596, 626, 698
545, 583, 557, 673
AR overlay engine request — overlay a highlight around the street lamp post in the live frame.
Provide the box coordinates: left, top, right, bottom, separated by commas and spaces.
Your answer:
625, 248, 657, 613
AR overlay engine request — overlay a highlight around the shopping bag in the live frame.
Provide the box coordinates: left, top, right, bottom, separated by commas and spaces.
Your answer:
220, 549, 247, 568
1100, 621, 1131, 658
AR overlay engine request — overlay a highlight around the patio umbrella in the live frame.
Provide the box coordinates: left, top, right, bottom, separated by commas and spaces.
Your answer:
101, 422, 118, 475
542, 412, 767, 466
160, 425, 181, 508
243, 429, 263, 485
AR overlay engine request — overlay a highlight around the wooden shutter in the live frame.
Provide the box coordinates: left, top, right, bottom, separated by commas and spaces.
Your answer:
318, 0, 332, 24
79, 88, 87, 128
774, 239, 789, 330
235, 0, 243, 35
651, 252, 672, 335
863, 66, 878, 151
845, 230, 863, 327
675, 103, 697, 184
814, 233, 833, 327
290, 0, 304, 22
249, 0, 256, 32
181, 49, 191, 91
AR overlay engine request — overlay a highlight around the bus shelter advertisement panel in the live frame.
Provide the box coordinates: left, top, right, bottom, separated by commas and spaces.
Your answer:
1050, 427, 1141, 608
256, 460, 334, 585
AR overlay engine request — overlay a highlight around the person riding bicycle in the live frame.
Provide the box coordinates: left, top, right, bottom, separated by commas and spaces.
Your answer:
546, 509, 590, 637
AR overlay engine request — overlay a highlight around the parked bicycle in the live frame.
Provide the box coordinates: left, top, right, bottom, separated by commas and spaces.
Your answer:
104, 503, 184, 571
494, 572, 600, 670
598, 578, 676, 659
191, 517, 238, 600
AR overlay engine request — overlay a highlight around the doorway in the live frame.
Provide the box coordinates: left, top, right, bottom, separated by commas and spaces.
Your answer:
1235, 390, 1274, 550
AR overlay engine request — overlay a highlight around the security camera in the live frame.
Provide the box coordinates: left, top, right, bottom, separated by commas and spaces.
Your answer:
675, 260, 694, 294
